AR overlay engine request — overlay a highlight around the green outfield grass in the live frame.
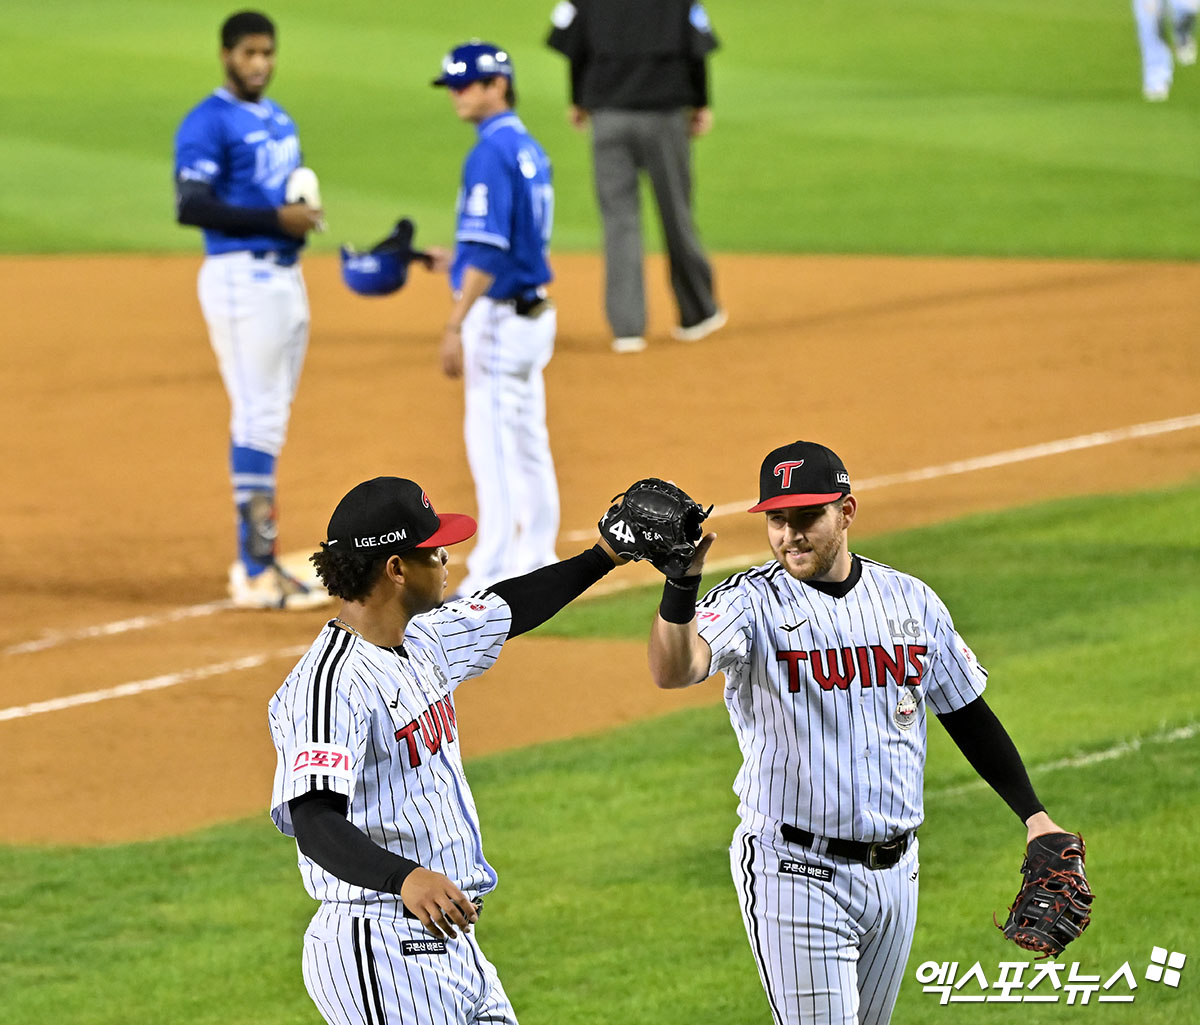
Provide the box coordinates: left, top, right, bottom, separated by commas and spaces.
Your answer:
2, 0, 1197, 256
2, 483, 1197, 1024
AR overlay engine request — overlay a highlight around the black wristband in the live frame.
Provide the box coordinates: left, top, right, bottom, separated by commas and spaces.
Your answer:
659, 573, 701, 624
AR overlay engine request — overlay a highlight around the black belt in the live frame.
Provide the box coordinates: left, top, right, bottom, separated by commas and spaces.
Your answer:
250, 250, 299, 267
402, 896, 484, 921
780, 824, 911, 870
504, 289, 549, 317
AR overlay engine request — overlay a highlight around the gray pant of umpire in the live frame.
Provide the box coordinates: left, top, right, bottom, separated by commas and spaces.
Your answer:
590, 108, 717, 339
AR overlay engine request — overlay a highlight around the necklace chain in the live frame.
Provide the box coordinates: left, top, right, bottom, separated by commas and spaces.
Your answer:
333, 617, 405, 658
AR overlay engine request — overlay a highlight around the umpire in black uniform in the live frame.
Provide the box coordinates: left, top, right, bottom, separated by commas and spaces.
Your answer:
547, 0, 726, 353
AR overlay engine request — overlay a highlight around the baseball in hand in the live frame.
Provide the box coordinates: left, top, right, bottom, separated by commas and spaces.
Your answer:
285, 166, 326, 232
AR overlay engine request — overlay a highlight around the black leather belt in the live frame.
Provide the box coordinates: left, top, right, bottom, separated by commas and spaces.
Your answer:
781, 823, 911, 870
251, 250, 299, 267
507, 289, 549, 317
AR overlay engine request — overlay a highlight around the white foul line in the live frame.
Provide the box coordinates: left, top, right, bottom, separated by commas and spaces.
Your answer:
4, 412, 1197, 660
3, 600, 229, 656
565, 412, 1200, 540
930, 721, 1199, 798
0, 645, 310, 722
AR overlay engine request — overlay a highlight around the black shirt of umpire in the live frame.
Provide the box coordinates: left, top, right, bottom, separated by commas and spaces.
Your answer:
547, 0, 718, 110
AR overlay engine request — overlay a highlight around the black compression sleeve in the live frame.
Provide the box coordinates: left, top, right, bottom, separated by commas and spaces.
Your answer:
175, 179, 282, 236
289, 790, 419, 894
487, 544, 616, 638
688, 59, 709, 107
936, 696, 1045, 822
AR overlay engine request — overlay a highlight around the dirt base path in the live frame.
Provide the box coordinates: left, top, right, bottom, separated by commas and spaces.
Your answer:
1, 252, 1196, 844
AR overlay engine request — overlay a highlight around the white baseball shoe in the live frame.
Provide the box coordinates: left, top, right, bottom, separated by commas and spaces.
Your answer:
228, 561, 332, 611
671, 308, 728, 342
1143, 85, 1170, 101
1176, 37, 1197, 65
612, 335, 648, 353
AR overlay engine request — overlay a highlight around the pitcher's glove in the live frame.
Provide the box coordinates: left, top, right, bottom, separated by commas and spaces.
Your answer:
599, 478, 712, 578
998, 831, 1093, 958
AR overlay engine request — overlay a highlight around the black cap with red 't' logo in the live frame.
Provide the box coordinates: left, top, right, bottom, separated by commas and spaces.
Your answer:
747, 441, 852, 513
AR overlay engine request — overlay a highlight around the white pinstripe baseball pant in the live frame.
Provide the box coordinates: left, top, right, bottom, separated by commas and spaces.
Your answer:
731, 825, 920, 1025
301, 904, 519, 1025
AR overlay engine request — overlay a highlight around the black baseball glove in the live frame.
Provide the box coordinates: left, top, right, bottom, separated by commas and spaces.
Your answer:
599, 478, 712, 578
998, 831, 1093, 958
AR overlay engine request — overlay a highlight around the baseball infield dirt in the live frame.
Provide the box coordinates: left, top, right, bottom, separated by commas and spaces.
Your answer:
1, 252, 1196, 843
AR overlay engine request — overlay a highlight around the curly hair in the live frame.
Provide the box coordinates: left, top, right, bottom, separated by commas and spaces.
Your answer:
221, 11, 275, 49
309, 543, 389, 602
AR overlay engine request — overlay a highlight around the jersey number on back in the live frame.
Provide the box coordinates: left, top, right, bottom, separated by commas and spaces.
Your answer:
531, 184, 554, 245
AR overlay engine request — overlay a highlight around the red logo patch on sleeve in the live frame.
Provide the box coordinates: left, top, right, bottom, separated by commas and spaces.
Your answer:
290, 743, 354, 782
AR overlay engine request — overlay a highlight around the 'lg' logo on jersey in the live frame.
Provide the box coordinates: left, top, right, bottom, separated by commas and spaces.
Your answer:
889, 617, 921, 640
394, 693, 457, 768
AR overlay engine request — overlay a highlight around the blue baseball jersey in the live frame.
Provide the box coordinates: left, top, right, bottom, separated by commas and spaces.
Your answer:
451, 112, 553, 299
175, 88, 303, 257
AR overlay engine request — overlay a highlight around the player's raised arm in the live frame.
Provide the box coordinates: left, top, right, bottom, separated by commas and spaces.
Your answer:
648, 559, 715, 689
481, 505, 631, 639
589, 478, 717, 689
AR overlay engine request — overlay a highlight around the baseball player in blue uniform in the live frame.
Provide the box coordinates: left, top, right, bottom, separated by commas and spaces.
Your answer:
269, 475, 628, 1024
174, 10, 328, 609
1133, 0, 1198, 99
647, 440, 1081, 1024
429, 42, 560, 598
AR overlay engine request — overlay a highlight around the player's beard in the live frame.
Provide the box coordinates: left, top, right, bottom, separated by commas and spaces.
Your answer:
226, 65, 270, 102
775, 532, 844, 581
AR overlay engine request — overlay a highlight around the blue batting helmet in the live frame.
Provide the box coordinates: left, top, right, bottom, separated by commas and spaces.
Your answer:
340, 218, 430, 297
431, 41, 514, 88
340, 246, 408, 297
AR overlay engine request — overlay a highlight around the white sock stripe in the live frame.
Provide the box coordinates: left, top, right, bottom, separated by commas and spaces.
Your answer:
231, 477, 274, 494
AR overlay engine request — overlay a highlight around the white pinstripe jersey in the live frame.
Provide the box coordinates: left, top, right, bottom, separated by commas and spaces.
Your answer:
695, 554, 987, 843
269, 595, 512, 920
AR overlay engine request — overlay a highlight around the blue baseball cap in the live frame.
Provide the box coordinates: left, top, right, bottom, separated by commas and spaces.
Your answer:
432, 41, 514, 88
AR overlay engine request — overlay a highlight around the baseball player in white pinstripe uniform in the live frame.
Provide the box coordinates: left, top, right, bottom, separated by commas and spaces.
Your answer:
269, 475, 626, 1025
648, 440, 1077, 1025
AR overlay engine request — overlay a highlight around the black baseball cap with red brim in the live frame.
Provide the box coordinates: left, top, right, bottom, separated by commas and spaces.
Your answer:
325, 477, 476, 556
747, 441, 852, 512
